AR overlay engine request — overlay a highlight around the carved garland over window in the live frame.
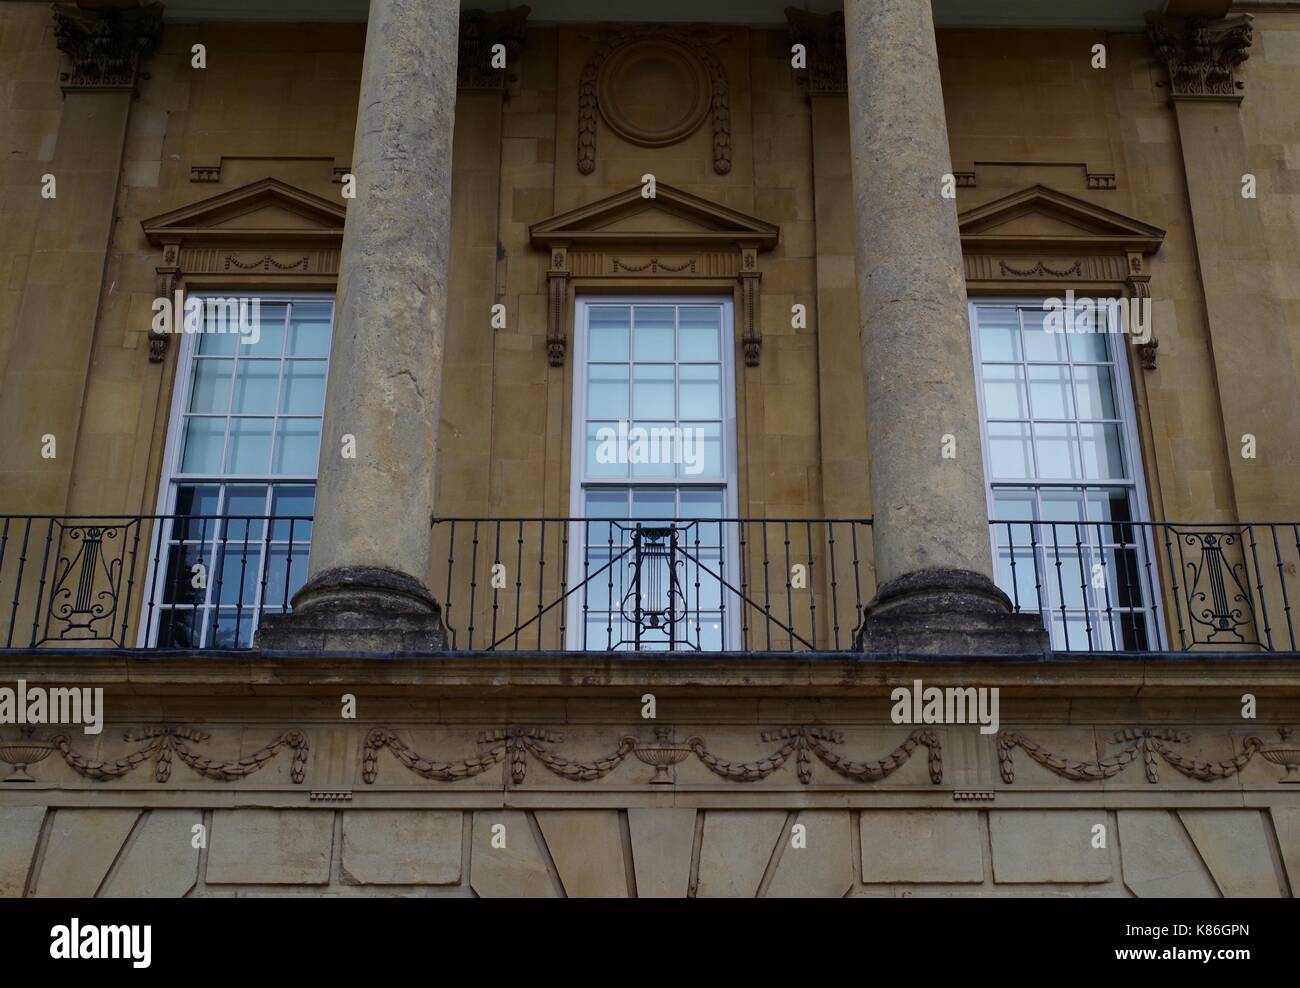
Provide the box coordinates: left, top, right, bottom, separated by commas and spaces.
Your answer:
1145, 12, 1254, 102
51, 1, 163, 91
959, 185, 1166, 370
140, 179, 346, 363
530, 183, 779, 367
578, 26, 732, 175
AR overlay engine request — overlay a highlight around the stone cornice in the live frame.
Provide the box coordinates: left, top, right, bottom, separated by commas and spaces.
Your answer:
52, 0, 165, 93
3, 650, 1299, 696
1145, 11, 1254, 102
458, 5, 530, 93
785, 6, 846, 96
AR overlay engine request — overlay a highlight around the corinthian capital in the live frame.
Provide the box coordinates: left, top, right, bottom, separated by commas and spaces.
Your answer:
52, 0, 164, 92
458, 5, 531, 93
1145, 11, 1254, 102
785, 6, 846, 96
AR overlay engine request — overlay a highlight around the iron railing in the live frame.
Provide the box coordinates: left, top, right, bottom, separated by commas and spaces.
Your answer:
993, 519, 1300, 651
3, 513, 1299, 653
430, 518, 873, 651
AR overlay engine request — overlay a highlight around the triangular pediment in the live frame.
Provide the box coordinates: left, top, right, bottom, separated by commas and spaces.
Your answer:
142, 178, 346, 247
530, 183, 779, 250
959, 185, 1165, 254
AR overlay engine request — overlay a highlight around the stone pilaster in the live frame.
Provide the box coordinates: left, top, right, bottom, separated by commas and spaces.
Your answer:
257, 0, 461, 651
842, 0, 1046, 655
0, 1, 163, 516
1145, 13, 1300, 522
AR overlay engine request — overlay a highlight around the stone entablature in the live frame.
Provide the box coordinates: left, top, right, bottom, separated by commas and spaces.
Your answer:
0, 653, 1296, 896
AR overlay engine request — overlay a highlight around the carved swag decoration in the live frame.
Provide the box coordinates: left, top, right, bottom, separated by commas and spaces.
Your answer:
997, 727, 1267, 785
363, 725, 942, 786
52, 1, 164, 91
1145, 12, 1254, 102
578, 25, 732, 175
1, 726, 309, 784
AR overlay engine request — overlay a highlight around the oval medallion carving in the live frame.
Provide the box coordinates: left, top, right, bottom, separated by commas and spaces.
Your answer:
596, 39, 712, 148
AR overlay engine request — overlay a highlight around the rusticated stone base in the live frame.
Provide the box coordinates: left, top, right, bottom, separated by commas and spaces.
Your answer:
255, 565, 447, 652
855, 568, 1050, 656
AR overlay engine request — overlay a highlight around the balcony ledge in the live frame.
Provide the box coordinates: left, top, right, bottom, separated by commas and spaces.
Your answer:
0, 647, 1297, 697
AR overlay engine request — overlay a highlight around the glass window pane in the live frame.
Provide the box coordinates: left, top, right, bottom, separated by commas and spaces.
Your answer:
264, 545, 310, 611
280, 360, 327, 414
1069, 317, 1113, 361
287, 303, 332, 357
631, 487, 676, 524
222, 485, 268, 542
242, 304, 286, 356
987, 422, 1033, 480
679, 307, 721, 360
1074, 365, 1118, 419
588, 307, 630, 361
586, 421, 627, 478
1021, 307, 1067, 361
982, 364, 1027, 419
1080, 423, 1126, 480
629, 424, 676, 479
272, 419, 322, 475
232, 360, 279, 414
679, 364, 721, 418
189, 359, 233, 413
679, 488, 724, 519
976, 306, 1021, 361
587, 364, 629, 419
695, 421, 723, 478
633, 364, 674, 419
1040, 489, 1088, 524
633, 307, 675, 361
1034, 422, 1081, 479
270, 486, 315, 541
225, 418, 273, 474
197, 324, 237, 355
1028, 364, 1074, 419
180, 417, 225, 474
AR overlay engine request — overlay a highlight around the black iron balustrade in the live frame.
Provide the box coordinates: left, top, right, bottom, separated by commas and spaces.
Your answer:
992, 519, 1300, 651
4, 512, 1300, 653
430, 517, 874, 652
0, 513, 312, 649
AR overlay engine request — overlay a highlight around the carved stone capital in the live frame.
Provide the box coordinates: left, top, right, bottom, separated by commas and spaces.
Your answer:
458, 5, 530, 93
52, 1, 164, 93
1145, 12, 1254, 102
785, 7, 846, 97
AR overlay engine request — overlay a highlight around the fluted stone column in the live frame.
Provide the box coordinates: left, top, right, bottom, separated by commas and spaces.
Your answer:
844, 0, 1046, 654
258, 0, 459, 651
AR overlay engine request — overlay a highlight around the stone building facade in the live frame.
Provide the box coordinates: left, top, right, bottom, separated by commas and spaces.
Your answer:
0, 0, 1297, 897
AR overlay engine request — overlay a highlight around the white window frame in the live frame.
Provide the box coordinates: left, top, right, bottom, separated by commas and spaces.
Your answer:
139, 291, 333, 647
968, 295, 1163, 651
567, 295, 741, 650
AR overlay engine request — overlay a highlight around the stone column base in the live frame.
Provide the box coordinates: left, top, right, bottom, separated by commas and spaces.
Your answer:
255, 566, 447, 652
855, 568, 1049, 656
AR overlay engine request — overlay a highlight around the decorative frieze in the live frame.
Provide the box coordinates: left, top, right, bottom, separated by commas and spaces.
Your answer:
785, 8, 846, 97
995, 727, 1295, 784
1146, 12, 1254, 103
362, 725, 942, 786
52, 1, 163, 92
458, 6, 530, 93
